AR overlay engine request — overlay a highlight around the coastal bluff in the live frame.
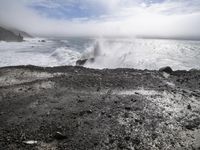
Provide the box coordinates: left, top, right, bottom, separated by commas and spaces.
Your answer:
0, 26, 23, 42
0, 65, 200, 150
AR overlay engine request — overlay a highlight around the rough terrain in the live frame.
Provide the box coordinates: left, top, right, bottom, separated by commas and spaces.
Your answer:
0, 65, 200, 150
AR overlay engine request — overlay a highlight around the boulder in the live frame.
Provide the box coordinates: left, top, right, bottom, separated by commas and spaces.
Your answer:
76, 58, 95, 66
76, 59, 88, 66
159, 66, 173, 74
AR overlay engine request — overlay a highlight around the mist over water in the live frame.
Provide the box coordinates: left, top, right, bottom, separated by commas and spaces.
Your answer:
0, 37, 200, 70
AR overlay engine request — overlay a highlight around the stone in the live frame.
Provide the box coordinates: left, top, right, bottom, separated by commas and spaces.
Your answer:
159, 66, 173, 74
54, 132, 67, 140
76, 59, 88, 66
187, 104, 191, 110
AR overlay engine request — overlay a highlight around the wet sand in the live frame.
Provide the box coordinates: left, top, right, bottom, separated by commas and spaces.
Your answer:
0, 65, 200, 150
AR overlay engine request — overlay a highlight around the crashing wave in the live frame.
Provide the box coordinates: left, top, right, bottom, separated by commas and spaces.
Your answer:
50, 47, 81, 66
83, 38, 200, 70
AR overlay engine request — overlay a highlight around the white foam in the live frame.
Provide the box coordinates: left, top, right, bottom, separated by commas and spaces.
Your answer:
1, 38, 200, 70
50, 47, 81, 66
84, 38, 200, 70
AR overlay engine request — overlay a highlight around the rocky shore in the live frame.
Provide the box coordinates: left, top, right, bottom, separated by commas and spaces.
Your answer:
0, 65, 200, 150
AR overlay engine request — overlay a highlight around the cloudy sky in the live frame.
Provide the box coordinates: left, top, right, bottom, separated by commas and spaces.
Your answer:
0, 0, 200, 38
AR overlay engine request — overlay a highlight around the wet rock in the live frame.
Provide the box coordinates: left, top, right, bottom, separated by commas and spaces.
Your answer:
76, 58, 95, 66
38, 40, 46, 42
76, 59, 88, 66
159, 66, 173, 74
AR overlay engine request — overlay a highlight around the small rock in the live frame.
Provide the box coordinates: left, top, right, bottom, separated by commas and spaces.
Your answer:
79, 110, 93, 116
187, 104, 191, 110
101, 111, 106, 115
86, 110, 93, 114
54, 132, 67, 140
159, 66, 173, 74
97, 87, 101, 92
125, 106, 132, 111
124, 136, 130, 141
107, 114, 112, 118
135, 119, 143, 125
131, 99, 137, 102
124, 112, 129, 118
77, 99, 85, 103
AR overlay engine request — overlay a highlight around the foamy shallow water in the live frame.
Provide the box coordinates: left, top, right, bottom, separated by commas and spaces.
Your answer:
0, 37, 200, 70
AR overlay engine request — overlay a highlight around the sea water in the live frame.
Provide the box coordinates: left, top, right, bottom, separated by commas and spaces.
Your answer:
0, 37, 200, 70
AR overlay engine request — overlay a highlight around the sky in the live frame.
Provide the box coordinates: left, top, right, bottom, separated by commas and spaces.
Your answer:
0, 0, 200, 38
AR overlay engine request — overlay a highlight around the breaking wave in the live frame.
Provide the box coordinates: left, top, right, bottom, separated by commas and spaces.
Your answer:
83, 38, 200, 70
0, 37, 200, 70
50, 47, 81, 66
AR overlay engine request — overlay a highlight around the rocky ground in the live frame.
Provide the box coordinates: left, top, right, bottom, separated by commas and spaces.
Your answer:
0, 65, 200, 150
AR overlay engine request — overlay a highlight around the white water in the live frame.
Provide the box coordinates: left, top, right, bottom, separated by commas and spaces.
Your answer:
0, 37, 200, 70
84, 38, 200, 70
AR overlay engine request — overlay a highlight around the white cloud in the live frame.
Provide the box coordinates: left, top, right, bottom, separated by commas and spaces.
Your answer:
0, 0, 200, 38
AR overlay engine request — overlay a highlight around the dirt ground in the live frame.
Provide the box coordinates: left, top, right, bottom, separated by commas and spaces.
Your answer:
0, 65, 200, 150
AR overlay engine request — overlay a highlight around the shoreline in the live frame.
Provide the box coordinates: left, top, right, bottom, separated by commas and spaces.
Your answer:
0, 65, 200, 149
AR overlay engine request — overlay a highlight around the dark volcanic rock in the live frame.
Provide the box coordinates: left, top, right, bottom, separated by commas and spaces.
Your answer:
0, 26, 23, 42
76, 59, 88, 66
159, 66, 173, 74
0, 65, 200, 150
76, 58, 95, 66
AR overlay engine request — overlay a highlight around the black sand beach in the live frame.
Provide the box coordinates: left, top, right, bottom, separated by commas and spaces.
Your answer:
0, 65, 200, 150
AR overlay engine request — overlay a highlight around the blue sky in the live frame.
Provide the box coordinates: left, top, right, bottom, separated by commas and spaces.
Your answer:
29, 0, 167, 20
0, 0, 200, 37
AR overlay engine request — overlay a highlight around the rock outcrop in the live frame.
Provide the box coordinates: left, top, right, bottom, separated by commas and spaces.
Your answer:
10, 28, 32, 38
76, 58, 95, 66
159, 66, 173, 74
0, 26, 23, 42
0, 65, 200, 149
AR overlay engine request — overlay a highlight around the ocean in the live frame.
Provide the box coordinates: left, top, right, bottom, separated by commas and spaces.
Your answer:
0, 37, 200, 70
